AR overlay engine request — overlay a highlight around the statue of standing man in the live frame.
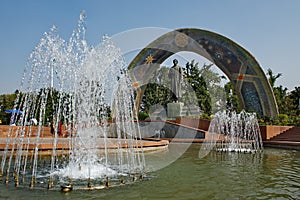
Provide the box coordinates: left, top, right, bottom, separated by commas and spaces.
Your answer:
169, 59, 183, 102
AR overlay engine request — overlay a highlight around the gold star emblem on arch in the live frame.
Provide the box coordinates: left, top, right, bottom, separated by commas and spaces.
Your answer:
145, 54, 155, 64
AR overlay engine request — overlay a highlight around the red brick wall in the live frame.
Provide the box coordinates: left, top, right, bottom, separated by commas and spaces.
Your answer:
260, 125, 293, 140
174, 119, 293, 141
0, 125, 61, 137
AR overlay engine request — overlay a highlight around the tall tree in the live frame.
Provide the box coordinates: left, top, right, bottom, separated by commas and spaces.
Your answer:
141, 61, 214, 116
183, 60, 212, 115
290, 87, 300, 108
266, 68, 282, 88
198, 63, 227, 113
141, 66, 171, 113
0, 91, 18, 125
273, 85, 288, 114
287, 86, 300, 124
266, 68, 286, 113
265, 68, 300, 125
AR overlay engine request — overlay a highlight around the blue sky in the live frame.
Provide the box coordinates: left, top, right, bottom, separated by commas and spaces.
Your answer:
0, 0, 299, 94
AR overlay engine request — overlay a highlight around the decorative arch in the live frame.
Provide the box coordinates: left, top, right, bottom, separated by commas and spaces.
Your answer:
128, 28, 278, 118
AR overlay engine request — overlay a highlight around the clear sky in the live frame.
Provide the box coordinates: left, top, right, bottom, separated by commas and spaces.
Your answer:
0, 0, 299, 94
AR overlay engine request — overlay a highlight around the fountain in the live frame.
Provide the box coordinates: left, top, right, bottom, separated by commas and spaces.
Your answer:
200, 110, 263, 156
0, 11, 147, 190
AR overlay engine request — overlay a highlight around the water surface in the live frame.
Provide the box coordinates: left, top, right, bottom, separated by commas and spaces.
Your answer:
0, 144, 299, 200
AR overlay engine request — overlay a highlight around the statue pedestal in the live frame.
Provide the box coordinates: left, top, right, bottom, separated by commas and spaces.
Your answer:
167, 102, 184, 118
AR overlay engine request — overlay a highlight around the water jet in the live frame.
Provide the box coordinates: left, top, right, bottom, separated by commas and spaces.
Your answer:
0, 11, 151, 191
201, 110, 263, 155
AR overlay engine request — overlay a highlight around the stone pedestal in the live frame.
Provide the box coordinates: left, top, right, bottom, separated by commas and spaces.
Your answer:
167, 102, 184, 118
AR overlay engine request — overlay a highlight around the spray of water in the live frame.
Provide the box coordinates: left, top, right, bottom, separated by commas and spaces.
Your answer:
199, 110, 263, 158
0, 11, 145, 190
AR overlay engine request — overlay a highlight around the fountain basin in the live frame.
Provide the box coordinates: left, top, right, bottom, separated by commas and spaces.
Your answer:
0, 137, 169, 156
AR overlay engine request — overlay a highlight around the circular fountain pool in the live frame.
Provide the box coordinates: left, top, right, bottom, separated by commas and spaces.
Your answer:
0, 144, 299, 199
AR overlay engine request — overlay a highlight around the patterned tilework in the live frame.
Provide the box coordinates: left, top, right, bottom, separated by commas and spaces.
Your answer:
128, 28, 278, 118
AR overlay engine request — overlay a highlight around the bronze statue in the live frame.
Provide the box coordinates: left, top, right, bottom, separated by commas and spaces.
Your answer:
169, 59, 182, 102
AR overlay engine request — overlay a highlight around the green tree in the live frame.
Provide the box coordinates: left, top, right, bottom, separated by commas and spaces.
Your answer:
289, 86, 300, 111
0, 91, 18, 125
184, 60, 211, 115
266, 68, 286, 114
198, 63, 227, 113
286, 86, 300, 125
266, 68, 282, 88
141, 61, 213, 116
273, 85, 288, 114
265, 68, 300, 125
141, 66, 172, 113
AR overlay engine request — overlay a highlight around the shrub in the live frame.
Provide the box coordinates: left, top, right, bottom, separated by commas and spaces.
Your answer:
138, 112, 149, 120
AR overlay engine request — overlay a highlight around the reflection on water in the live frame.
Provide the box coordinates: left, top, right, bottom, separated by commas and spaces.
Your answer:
0, 144, 299, 200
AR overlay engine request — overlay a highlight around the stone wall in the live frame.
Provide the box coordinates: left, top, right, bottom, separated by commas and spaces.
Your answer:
139, 121, 205, 139
175, 118, 210, 131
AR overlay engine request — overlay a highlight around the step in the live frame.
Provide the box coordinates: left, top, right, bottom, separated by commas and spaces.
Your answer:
269, 126, 300, 142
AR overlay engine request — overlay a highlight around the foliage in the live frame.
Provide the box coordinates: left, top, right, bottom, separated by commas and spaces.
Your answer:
287, 87, 300, 115
142, 61, 212, 115
282, 86, 300, 125
277, 114, 289, 125
0, 88, 71, 125
264, 68, 300, 126
197, 62, 227, 113
141, 60, 235, 118
140, 66, 172, 113
183, 60, 212, 115
266, 68, 282, 88
0, 91, 18, 124
273, 85, 289, 114
138, 112, 149, 121
224, 82, 242, 112
200, 113, 211, 120
2, 67, 299, 126
0, 86, 115, 126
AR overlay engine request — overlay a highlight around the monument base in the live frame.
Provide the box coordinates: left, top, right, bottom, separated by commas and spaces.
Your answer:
167, 102, 184, 118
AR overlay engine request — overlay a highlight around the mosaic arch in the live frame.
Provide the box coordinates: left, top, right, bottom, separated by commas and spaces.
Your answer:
128, 28, 278, 118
